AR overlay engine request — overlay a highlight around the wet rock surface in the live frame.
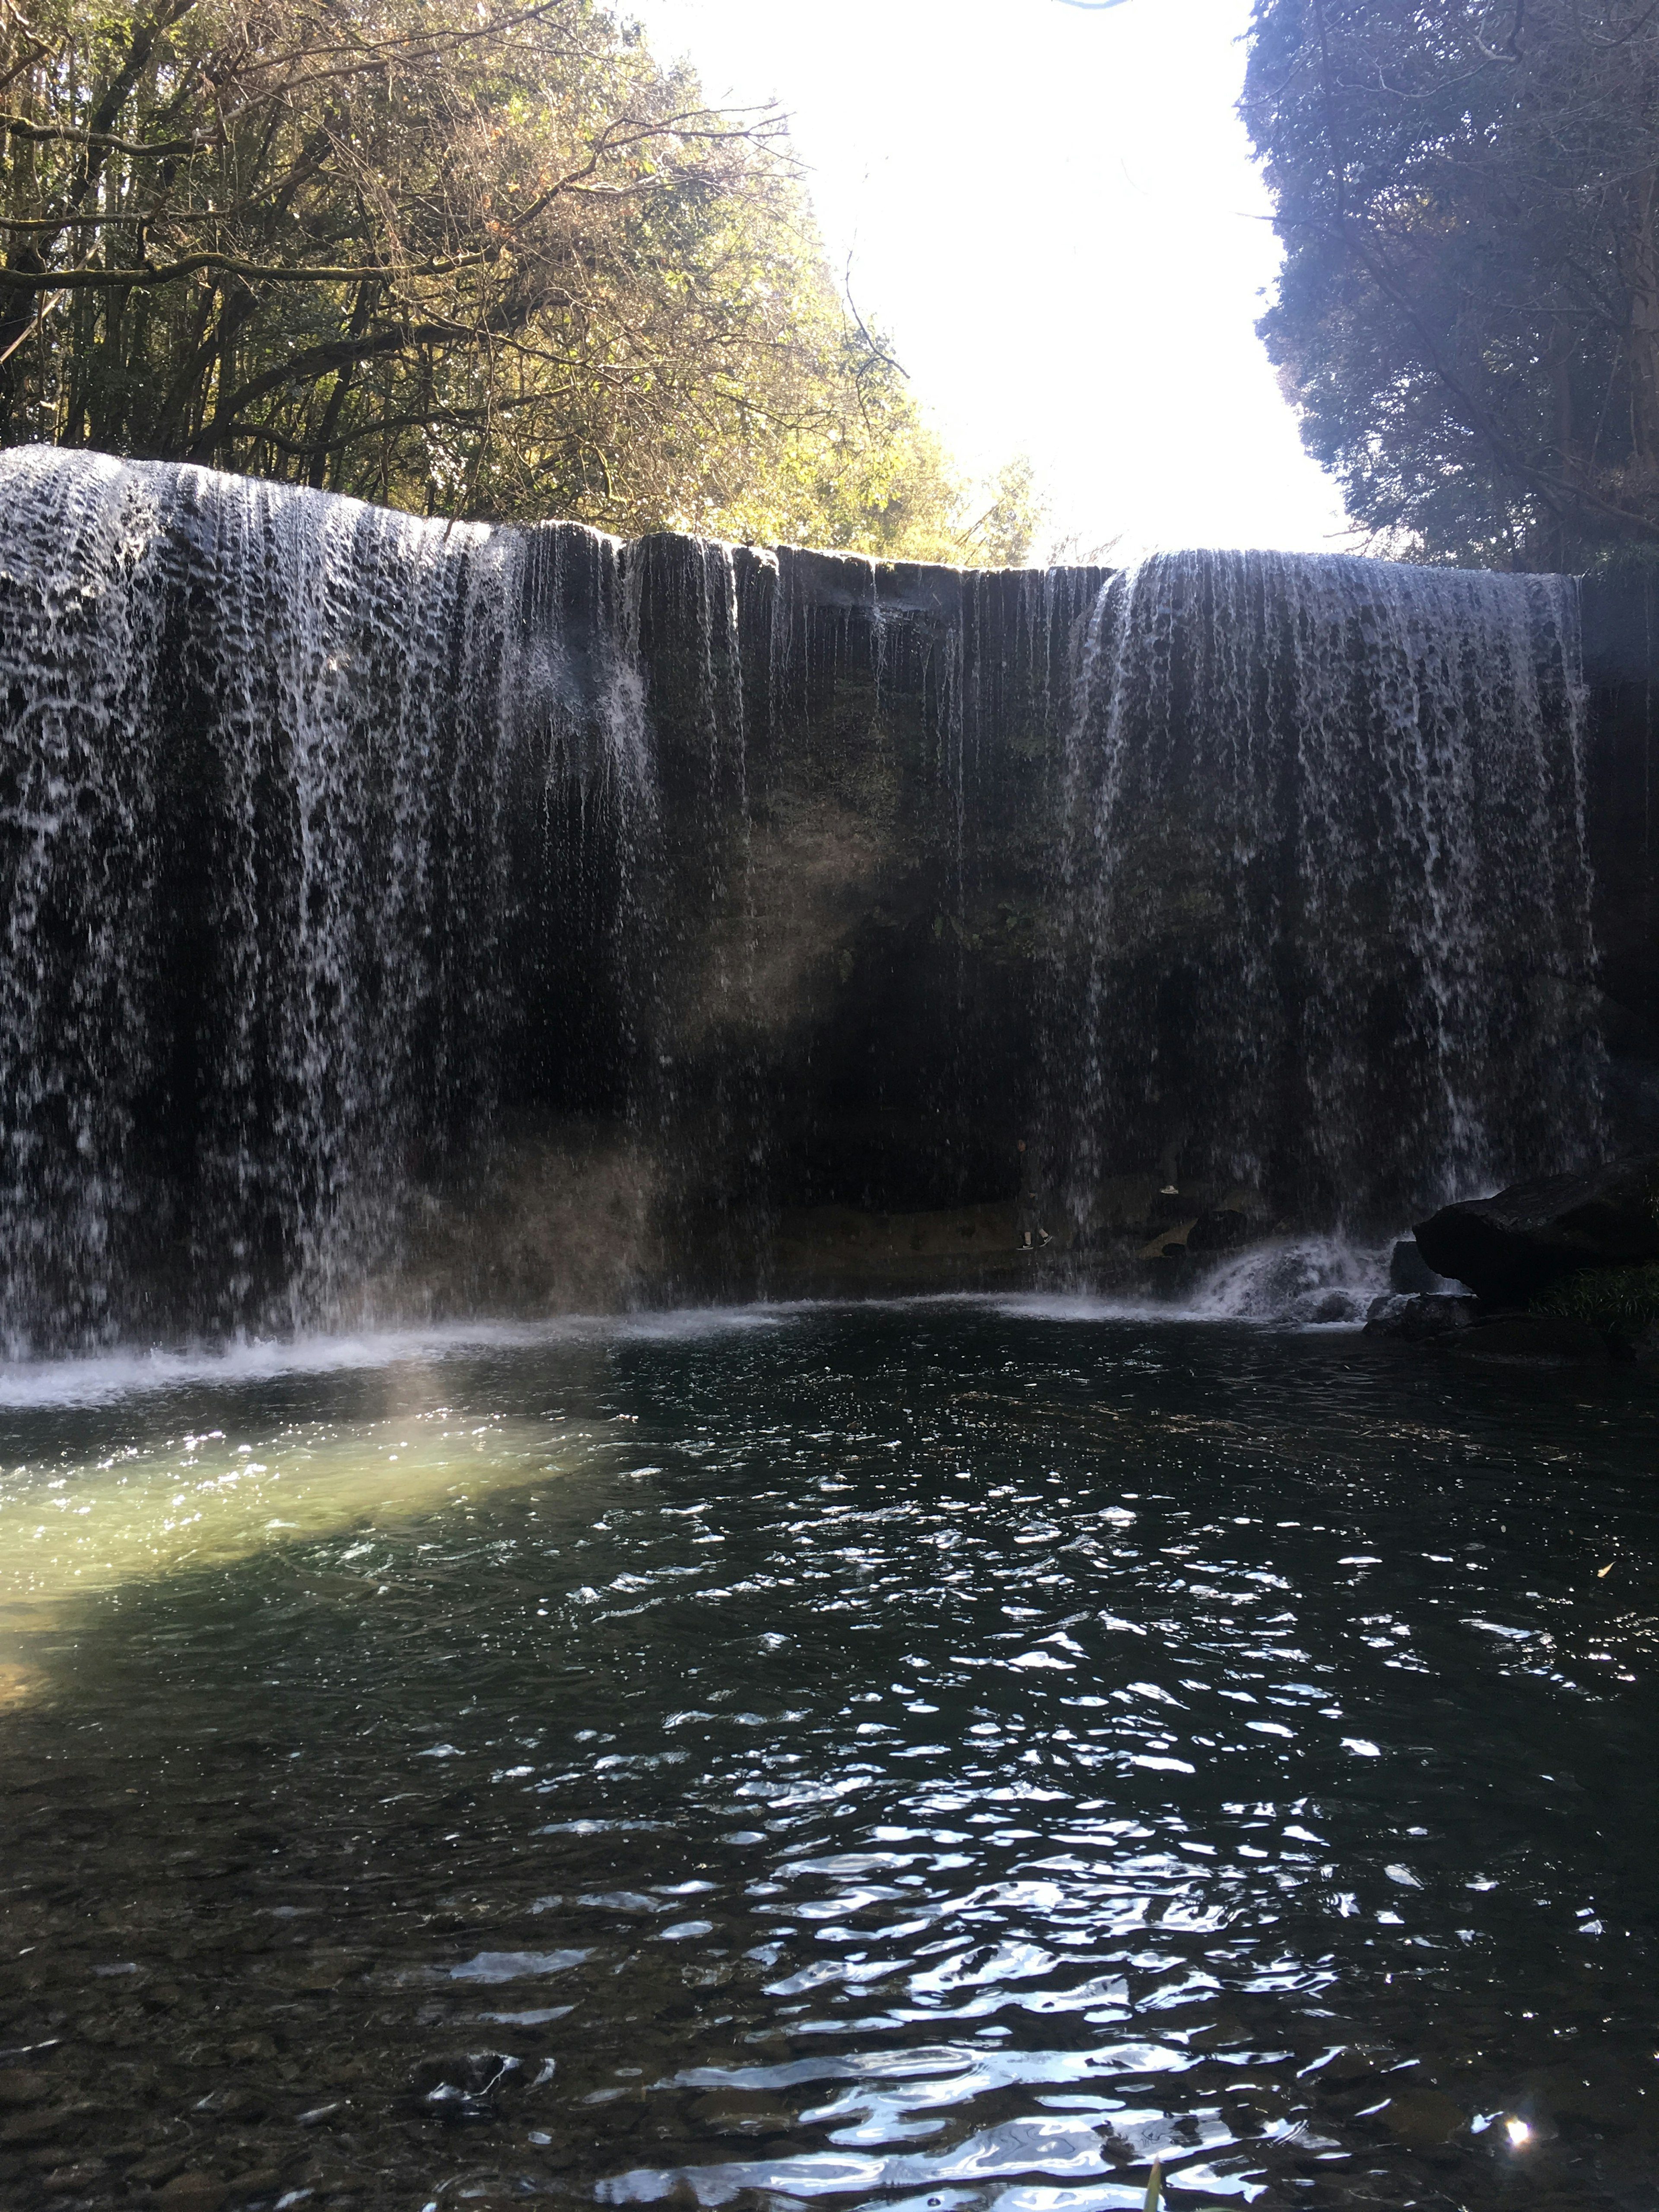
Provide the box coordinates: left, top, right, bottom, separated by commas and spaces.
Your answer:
1363, 1292, 1481, 1341
13, 451, 1659, 1354
1414, 1155, 1659, 1303
1185, 1207, 1252, 1255
1366, 1296, 1618, 1367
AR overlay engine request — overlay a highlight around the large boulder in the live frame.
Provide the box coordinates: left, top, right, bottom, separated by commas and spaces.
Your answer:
1414, 1156, 1659, 1303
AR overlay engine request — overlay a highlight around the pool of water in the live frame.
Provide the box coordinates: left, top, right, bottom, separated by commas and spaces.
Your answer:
0, 1298, 1655, 2212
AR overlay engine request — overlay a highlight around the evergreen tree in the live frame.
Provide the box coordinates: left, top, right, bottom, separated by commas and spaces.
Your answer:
1245, 0, 1659, 566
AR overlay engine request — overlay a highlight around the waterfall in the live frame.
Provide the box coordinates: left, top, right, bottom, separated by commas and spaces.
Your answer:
0, 448, 648, 1352
0, 449, 1614, 1349
1042, 550, 1603, 1236
628, 531, 771, 1292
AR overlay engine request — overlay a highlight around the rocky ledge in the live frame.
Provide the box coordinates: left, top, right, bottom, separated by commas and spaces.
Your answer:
1366, 1155, 1659, 1364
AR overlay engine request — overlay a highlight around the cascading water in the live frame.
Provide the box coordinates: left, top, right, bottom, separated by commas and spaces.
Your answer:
0, 449, 1617, 1351
1042, 549, 1604, 1239
0, 448, 650, 1353
0, 448, 1002, 1350
628, 531, 771, 1287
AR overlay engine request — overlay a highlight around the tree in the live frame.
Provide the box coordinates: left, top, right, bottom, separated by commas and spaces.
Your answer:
0, 0, 975, 555
957, 454, 1045, 570
1243, 0, 1659, 567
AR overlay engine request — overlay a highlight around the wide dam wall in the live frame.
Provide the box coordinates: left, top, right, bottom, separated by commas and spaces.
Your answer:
0, 444, 1649, 1351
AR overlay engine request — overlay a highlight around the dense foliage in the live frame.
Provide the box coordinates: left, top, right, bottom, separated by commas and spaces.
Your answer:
0, 0, 1029, 558
1244, 0, 1659, 566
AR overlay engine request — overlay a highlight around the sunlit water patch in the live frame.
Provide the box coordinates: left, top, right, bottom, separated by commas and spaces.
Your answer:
0, 1306, 1654, 2212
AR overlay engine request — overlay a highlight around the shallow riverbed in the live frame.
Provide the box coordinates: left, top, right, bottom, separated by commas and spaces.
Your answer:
0, 1299, 1655, 2212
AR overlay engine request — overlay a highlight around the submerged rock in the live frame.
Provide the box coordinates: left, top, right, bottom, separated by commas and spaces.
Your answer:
1373, 2083, 1467, 2156
1414, 1156, 1659, 1302
154, 2174, 229, 2212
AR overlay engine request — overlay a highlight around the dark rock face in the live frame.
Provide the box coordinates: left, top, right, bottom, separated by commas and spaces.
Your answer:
1414, 1156, 1659, 1302
1187, 1207, 1251, 1254
1046, 553, 1600, 1233
767, 1201, 1061, 1297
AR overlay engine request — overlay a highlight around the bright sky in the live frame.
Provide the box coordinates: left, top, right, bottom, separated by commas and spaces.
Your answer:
625, 0, 1355, 563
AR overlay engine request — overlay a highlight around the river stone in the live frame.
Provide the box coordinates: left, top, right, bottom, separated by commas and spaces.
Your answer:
40, 2164, 105, 2195
223, 2035, 277, 2064
1414, 1155, 1659, 1301
155, 2171, 229, 2212
224, 2166, 286, 2196
689, 2090, 798, 2134
1374, 2083, 1466, 2152
0, 2107, 69, 2148
1363, 1293, 1480, 1341
290, 1951, 358, 1992
1317, 2045, 1385, 2084
1526, 2061, 1637, 2129
127, 2149, 189, 2185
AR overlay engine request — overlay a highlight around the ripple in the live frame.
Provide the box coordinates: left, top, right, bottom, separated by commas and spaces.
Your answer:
0, 1306, 1653, 2210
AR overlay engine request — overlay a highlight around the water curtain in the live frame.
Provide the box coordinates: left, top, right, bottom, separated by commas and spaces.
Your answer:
0, 452, 1601, 1348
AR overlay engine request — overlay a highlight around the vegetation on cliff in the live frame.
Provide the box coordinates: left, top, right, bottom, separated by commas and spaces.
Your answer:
1244, 0, 1659, 569
0, 1, 1033, 559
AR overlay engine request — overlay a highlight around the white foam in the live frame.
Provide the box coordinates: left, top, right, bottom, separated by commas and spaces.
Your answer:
0, 1252, 1392, 1410
991, 1238, 1389, 1329
1180, 1237, 1389, 1325
0, 1305, 788, 1409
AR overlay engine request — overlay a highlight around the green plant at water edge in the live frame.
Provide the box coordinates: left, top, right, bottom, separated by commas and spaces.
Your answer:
1533, 1262, 1659, 1335
0, 0, 1024, 560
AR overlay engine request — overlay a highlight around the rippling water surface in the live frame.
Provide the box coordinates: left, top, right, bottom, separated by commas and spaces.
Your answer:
0, 1300, 1656, 2212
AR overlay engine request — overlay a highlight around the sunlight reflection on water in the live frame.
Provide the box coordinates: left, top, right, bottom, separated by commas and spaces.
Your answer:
0, 1302, 1653, 2211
